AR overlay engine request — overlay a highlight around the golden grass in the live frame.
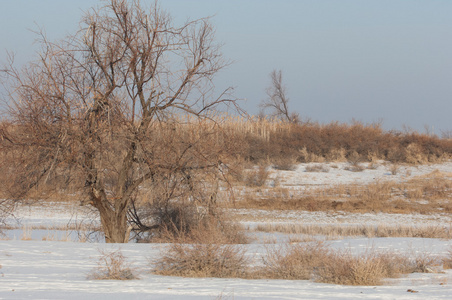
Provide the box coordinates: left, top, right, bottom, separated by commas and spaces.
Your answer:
253, 223, 452, 239
152, 241, 444, 286
88, 249, 138, 280
153, 243, 248, 278
443, 247, 452, 269
233, 171, 452, 214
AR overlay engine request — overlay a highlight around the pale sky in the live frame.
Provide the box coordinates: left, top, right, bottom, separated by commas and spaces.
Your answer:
1, 0, 451, 133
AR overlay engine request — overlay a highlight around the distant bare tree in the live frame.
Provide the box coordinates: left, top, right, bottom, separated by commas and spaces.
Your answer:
1, 0, 237, 243
261, 69, 299, 123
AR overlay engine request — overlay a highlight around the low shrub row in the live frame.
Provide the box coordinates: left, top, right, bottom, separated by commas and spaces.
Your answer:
91, 242, 452, 286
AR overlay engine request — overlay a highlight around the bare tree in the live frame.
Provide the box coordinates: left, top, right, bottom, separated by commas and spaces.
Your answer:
1, 0, 237, 243
260, 69, 299, 123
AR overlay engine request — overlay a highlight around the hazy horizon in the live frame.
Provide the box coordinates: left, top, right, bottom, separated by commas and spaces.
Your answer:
1, 0, 451, 134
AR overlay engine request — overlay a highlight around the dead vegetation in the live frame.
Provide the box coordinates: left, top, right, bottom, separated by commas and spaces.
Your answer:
153, 243, 248, 278
443, 247, 452, 269
152, 240, 447, 286
88, 249, 138, 280
253, 223, 452, 239
134, 202, 248, 245
234, 170, 452, 214
305, 164, 330, 173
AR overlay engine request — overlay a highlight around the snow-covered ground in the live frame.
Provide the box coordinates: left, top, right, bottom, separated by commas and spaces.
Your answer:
271, 161, 452, 188
1, 239, 452, 299
1, 161, 452, 299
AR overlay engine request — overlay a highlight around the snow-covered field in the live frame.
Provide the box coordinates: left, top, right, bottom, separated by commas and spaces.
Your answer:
1, 162, 452, 299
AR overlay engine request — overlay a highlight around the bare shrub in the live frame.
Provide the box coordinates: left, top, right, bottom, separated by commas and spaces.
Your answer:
315, 250, 413, 286
411, 251, 441, 273
389, 164, 400, 175
21, 225, 32, 241
315, 251, 383, 285
256, 243, 420, 285
272, 156, 297, 171
405, 143, 428, 164
135, 202, 247, 244
260, 241, 330, 280
305, 164, 330, 173
345, 151, 365, 172
243, 165, 269, 187
298, 147, 325, 163
367, 162, 380, 170
88, 249, 137, 280
442, 248, 452, 269
153, 243, 248, 278
325, 148, 347, 162
253, 223, 452, 239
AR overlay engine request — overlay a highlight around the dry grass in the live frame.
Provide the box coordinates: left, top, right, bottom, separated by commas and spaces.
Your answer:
243, 165, 270, 187
344, 164, 365, 172
235, 171, 452, 214
345, 152, 366, 172
152, 238, 444, 286
254, 243, 439, 285
88, 249, 138, 280
253, 223, 452, 239
258, 241, 330, 280
411, 251, 442, 273
314, 250, 411, 285
2, 116, 451, 202
389, 164, 400, 175
305, 164, 330, 173
153, 243, 248, 278
443, 247, 452, 269
272, 156, 297, 171
141, 202, 248, 244
21, 225, 32, 241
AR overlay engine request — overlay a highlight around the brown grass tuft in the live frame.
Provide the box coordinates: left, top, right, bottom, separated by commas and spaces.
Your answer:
259, 241, 329, 280
88, 249, 138, 280
305, 164, 330, 173
255, 243, 429, 286
442, 247, 452, 269
153, 243, 248, 278
253, 223, 452, 239
314, 250, 406, 285
235, 170, 452, 214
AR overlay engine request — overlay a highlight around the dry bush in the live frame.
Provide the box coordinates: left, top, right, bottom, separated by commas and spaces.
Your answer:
256, 243, 424, 285
237, 170, 452, 214
137, 201, 247, 244
21, 225, 32, 241
243, 165, 269, 187
344, 151, 365, 172
298, 147, 325, 163
367, 161, 380, 170
305, 164, 330, 173
253, 223, 452, 239
442, 248, 452, 269
344, 164, 365, 172
88, 249, 138, 280
411, 251, 441, 273
272, 156, 297, 171
259, 241, 330, 280
389, 164, 400, 175
153, 243, 248, 278
315, 250, 413, 286
325, 148, 347, 162
220, 117, 451, 165
405, 143, 429, 164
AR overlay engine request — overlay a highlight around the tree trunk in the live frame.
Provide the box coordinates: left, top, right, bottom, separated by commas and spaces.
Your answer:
100, 210, 129, 243
91, 191, 130, 243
